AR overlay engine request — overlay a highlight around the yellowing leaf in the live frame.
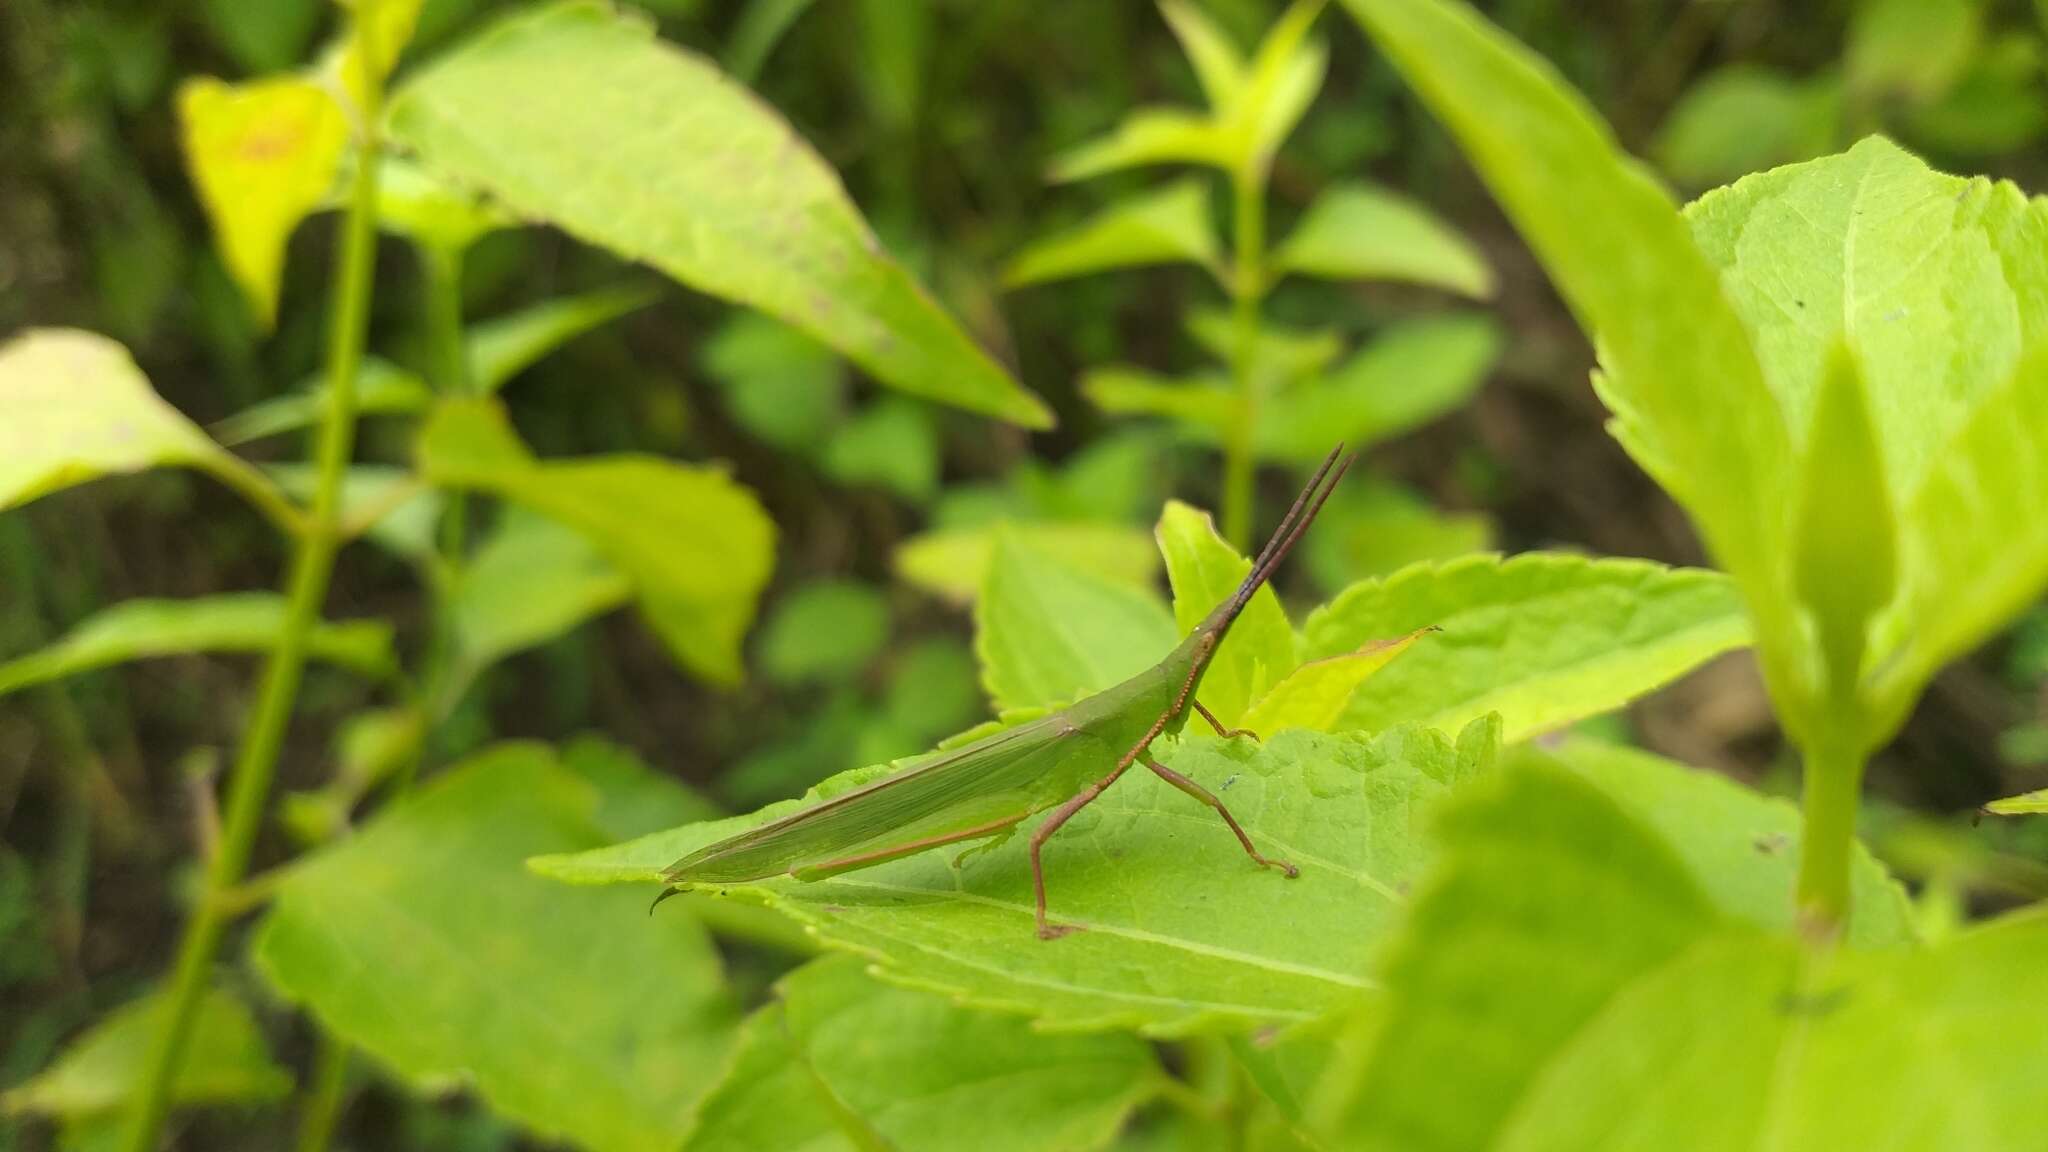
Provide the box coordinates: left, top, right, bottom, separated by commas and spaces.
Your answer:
1242, 626, 1433, 734
177, 75, 347, 325
0, 330, 297, 530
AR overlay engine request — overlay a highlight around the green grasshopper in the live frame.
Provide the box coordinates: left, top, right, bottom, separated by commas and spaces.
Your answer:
663, 447, 1354, 939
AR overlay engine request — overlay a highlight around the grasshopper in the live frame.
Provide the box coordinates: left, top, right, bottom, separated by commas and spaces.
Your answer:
663, 447, 1354, 939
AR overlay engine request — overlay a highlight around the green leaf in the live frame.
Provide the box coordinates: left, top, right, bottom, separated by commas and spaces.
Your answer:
0, 330, 296, 530
1300, 553, 1750, 741
1160, 0, 1248, 108
1270, 181, 1494, 296
1316, 745, 2011, 1152
389, 1, 1049, 428
822, 398, 940, 503
1005, 178, 1222, 288
1653, 66, 1839, 189
1049, 108, 1233, 183
1, 985, 289, 1119
757, 580, 892, 687
534, 722, 1497, 1035
1339, 0, 1799, 694
450, 510, 631, 681
212, 358, 433, 447
1254, 314, 1497, 461
1886, 353, 2048, 708
702, 312, 847, 451
372, 155, 515, 255
1848, 0, 1980, 105
0, 594, 395, 698
255, 743, 739, 1152
895, 521, 1160, 605
470, 285, 657, 394
976, 533, 1178, 713
1083, 366, 1235, 436
176, 75, 347, 324
418, 398, 775, 685
1156, 500, 1297, 726
1685, 137, 2048, 514
1985, 787, 2048, 816
1302, 475, 1491, 590
685, 955, 1160, 1152
1792, 345, 1896, 692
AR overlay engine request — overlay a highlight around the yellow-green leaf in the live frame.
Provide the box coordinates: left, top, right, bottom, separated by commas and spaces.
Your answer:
177, 75, 347, 325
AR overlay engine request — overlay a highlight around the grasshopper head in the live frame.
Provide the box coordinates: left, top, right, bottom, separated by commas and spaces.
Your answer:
1181, 445, 1355, 681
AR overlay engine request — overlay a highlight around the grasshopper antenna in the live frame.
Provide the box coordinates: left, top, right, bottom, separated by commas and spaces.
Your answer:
1222, 445, 1353, 618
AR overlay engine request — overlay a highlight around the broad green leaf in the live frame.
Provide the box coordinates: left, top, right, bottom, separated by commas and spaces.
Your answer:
176, 75, 347, 325
1, 986, 289, 1119
1301, 552, 1750, 741
471, 285, 658, 394
272, 463, 442, 560
0, 330, 297, 530
685, 955, 1160, 1152
1302, 475, 1491, 590
1185, 310, 1343, 389
450, 511, 631, 681
1270, 181, 1493, 296
977, 534, 1178, 712
822, 397, 940, 503
1318, 745, 2006, 1152
255, 743, 739, 1152
1005, 178, 1222, 288
372, 154, 515, 255
1242, 627, 1430, 734
1985, 787, 2048, 816
1084, 366, 1235, 435
757, 580, 892, 686
417, 398, 774, 684
1847, 0, 1980, 105
1157, 500, 1297, 726
1049, 109, 1233, 183
1653, 66, 1839, 189
1792, 345, 1896, 690
1254, 313, 1498, 461
1684, 137, 2048, 510
534, 721, 1499, 1035
1884, 352, 2048, 707
702, 312, 846, 451
1339, 0, 1799, 696
1161, 0, 1247, 108
895, 521, 1159, 605
389, 1, 1050, 427
0, 595, 394, 698
212, 357, 433, 447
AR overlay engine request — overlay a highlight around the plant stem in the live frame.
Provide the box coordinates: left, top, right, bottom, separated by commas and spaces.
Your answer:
121, 12, 385, 1146
1221, 167, 1267, 550
293, 1032, 351, 1152
1794, 731, 1866, 946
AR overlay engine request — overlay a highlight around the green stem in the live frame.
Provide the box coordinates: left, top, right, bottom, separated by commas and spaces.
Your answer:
1794, 731, 1866, 946
293, 1032, 351, 1152
121, 11, 385, 1147
1221, 167, 1267, 550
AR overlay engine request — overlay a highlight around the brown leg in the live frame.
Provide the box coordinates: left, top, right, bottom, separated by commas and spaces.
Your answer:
1194, 700, 1259, 743
1142, 752, 1297, 878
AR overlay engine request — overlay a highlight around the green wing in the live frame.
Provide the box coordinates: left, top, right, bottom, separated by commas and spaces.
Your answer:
665, 712, 1103, 884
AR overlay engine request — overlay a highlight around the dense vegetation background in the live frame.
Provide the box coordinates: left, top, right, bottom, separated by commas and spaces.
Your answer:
5, 0, 2048, 1148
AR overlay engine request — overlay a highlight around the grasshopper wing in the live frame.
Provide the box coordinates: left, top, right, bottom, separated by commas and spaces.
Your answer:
665, 712, 1096, 884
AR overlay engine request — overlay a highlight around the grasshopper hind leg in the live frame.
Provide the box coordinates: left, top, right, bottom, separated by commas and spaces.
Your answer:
1141, 752, 1298, 878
